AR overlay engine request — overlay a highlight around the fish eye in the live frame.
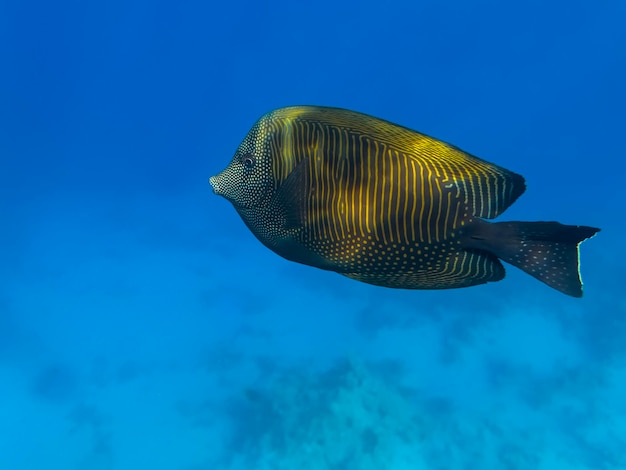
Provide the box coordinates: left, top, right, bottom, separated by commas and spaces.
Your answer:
241, 154, 256, 169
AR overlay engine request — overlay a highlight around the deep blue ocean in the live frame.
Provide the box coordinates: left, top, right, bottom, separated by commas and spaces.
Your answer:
2, 1, 625, 469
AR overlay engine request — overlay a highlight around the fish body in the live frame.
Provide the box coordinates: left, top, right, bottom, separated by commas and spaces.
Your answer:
209, 106, 599, 297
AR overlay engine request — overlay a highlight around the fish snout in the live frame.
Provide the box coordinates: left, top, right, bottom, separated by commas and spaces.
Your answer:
209, 171, 239, 203
208, 175, 221, 195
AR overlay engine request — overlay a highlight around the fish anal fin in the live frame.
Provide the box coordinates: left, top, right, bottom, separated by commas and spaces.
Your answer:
343, 251, 504, 290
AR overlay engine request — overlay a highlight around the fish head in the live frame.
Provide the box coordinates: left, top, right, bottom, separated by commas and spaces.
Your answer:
209, 123, 274, 210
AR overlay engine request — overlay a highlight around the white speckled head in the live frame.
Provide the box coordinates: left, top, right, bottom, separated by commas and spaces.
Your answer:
209, 118, 275, 210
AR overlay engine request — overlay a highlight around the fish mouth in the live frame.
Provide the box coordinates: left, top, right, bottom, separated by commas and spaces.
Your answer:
209, 173, 235, 202
208, 175, 219, 194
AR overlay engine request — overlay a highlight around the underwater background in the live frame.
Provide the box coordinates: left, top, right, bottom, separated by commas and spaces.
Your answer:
1, 1, 625, 469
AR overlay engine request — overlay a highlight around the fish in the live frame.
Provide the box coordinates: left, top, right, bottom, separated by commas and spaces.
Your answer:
209, 106, 600, 297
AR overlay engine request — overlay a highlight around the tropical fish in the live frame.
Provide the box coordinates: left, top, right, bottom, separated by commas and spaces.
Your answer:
209, 106, 599, 297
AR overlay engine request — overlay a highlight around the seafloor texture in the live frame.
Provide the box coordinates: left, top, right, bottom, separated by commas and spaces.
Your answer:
1, 191, 624, 469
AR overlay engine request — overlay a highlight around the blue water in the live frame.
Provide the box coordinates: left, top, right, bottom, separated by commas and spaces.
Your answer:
1, 1, 625, 468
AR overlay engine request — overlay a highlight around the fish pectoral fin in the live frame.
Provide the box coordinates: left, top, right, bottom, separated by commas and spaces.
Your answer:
272, 157, 310, 231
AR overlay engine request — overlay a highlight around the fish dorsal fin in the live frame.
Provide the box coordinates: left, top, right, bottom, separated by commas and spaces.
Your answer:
271, 106, 526, 219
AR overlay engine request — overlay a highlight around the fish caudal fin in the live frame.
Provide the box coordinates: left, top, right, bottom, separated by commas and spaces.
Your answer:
467, 220, 600, 297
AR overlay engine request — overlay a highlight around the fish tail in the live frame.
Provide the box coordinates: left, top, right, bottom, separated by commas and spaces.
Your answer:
467, 220, 600, 297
